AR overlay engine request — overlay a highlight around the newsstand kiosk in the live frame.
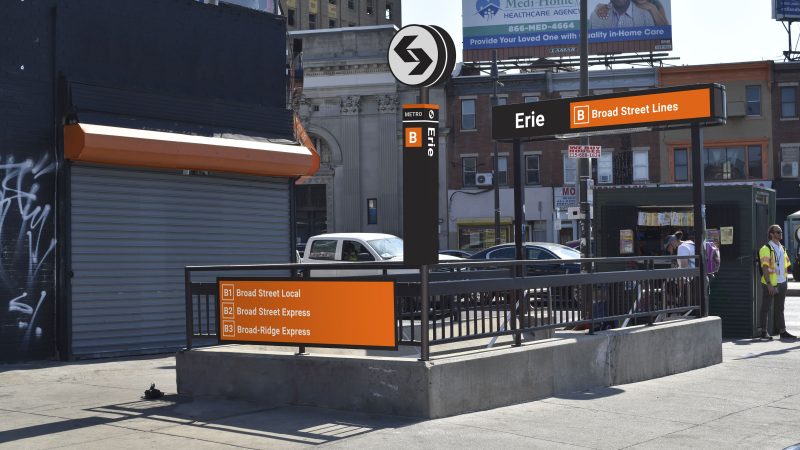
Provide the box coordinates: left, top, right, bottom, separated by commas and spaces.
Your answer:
594, 184, 775, 338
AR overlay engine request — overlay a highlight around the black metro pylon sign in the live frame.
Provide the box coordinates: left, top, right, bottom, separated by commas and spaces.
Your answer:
389, 25, 456, 87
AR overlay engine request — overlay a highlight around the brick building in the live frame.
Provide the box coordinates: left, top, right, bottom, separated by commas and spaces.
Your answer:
445, 67, 659, 250
771, 62, 800, 247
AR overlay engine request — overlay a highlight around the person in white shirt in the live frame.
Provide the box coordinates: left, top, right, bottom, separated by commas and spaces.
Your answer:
676, 237, 695, 269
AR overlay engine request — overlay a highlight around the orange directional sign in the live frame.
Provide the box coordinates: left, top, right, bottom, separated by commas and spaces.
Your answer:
218, 279, 397, 349
570, 88, 712, 129
492, 83, 726, 141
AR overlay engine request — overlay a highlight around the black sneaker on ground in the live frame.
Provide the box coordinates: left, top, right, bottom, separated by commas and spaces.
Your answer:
780, 331, 797, 340
760, 332, 774, 341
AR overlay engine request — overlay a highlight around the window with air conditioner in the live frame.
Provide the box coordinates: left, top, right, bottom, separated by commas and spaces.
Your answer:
475, 173, 493, 187
781, 146, 800, 180
782, 161, 799, 178
598, 152, 613, 184
563, 154, 576, 185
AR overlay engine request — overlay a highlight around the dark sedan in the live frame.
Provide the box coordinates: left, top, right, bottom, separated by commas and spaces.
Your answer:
468, 242, 581, 276
439, 249, 473, 259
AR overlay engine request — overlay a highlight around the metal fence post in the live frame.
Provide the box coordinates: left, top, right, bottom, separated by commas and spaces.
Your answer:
420, 264, 430, 361
184, 267, 193, 350
587, 262, 595, 335
513, 263, 522, 347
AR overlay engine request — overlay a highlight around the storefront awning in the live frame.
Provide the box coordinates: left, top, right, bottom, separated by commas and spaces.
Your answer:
64, 123, 319, 177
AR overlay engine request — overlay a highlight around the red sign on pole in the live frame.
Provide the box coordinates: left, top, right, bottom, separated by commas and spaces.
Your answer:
568, 145, 602, 158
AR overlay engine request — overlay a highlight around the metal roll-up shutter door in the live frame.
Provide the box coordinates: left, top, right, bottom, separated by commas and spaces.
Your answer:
70, 164, 290, 358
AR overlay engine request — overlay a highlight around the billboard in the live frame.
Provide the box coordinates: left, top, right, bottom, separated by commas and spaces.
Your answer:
462, 0, 672, 61
774, 0, 800, 20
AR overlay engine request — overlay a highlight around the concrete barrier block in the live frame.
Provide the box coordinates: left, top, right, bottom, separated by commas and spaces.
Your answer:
176, 317, 723, 419
427, 345, 556, 418
552, 334, 611, 394
607, 316, 722, 385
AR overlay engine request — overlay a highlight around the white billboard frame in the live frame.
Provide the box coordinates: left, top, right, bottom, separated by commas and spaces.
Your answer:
462, 0, 673, 58
774, 0, 800, 20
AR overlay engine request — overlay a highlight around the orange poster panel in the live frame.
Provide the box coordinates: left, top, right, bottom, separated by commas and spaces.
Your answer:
570, 88, 711, 129
218, 280, 396, 348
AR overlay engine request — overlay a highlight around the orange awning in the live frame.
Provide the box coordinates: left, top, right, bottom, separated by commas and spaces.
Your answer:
64, 123, 320, 177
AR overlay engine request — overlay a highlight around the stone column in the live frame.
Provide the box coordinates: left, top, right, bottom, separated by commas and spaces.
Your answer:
377, 94, 401, 236
340, 95, 361, 231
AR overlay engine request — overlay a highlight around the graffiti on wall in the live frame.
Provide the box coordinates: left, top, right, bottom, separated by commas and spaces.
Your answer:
0, 154, 56, 352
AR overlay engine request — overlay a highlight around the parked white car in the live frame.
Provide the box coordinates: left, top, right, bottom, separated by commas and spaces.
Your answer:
301, 233, 461, 277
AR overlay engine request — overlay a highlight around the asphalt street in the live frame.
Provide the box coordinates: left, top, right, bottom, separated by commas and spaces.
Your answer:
1, 287, 799, 449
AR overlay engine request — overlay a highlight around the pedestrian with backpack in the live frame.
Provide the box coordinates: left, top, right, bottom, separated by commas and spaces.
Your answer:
705, 239, 721, 279
758, 225, 797, 341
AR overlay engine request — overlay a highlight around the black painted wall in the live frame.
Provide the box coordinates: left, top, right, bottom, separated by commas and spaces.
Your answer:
58, 0, 287, 108
0, 1, 58, 361
1, 0, 290, 361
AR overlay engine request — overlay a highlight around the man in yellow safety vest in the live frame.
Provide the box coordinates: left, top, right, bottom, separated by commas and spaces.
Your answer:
758, 225, 797, 341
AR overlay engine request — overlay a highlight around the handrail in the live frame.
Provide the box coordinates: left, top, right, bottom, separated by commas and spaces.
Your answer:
184, 255, 703, 358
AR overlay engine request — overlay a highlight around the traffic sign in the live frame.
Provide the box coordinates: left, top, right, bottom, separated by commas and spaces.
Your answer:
389, 25, 456, 87
568, 145, 601, 159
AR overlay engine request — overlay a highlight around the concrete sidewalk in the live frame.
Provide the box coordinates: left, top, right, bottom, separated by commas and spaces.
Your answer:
1, 339, 798, 449
2, 293, 799, 449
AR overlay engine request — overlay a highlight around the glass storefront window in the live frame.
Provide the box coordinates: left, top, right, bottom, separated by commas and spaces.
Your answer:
458, 225, 511, 251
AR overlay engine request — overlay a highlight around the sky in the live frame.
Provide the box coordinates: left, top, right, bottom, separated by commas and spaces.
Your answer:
401, 0, 793, 67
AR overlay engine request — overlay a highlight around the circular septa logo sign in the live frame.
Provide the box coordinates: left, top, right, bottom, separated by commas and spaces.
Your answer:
388, 24, 456, 88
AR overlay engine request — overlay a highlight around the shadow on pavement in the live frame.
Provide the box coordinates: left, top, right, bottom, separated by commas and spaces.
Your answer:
0, 354, 173, 374
0, 394, 415, 446
731, 343, 800, 360
552, 386, 625, 401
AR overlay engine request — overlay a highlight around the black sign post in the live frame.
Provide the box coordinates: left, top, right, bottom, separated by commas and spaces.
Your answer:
402, 105, 439, 266
389, 24, 455, 361
388, 23, 455, 267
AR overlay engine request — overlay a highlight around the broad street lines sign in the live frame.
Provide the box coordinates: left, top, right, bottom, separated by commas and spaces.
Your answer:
492, 84, 726, 141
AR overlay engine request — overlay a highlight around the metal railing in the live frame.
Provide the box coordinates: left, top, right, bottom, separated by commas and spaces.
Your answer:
184, 256, 702, 360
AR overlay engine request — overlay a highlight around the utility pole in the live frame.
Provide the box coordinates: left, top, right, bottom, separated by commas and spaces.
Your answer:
579, 0, 592, 259
578, 0, 594, 331
491, 50, 501, 245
